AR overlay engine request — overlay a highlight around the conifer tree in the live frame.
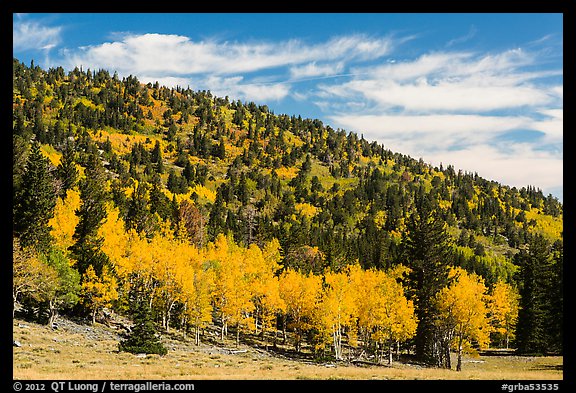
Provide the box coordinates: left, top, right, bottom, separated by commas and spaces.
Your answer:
400, 204, 453, 367
14, 142, 57, 252
56, 142, 79, 197
69, 152, 109, 275
515, 234, 562, 354
119, 293, 167, 356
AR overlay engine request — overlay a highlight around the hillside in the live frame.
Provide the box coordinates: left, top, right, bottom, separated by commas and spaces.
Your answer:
12, 57, 563, 374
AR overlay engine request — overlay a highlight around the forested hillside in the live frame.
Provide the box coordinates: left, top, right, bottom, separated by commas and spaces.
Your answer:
12, 58, 563, 369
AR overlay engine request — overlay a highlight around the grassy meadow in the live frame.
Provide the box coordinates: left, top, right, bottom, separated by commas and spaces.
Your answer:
13, 317, 562, 380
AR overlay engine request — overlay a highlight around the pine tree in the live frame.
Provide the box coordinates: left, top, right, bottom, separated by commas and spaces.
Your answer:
151, 140, 164, 174
119, 295, 167, 355
14, 142, 57, 252
400, 204, 453, 367
56, 142, 79, 197
125, 182, 155, 237
515, 234, 561, 354
69, 152, 109, 275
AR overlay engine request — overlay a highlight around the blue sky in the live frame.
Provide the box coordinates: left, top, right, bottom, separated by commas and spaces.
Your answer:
13, 13, 563, 201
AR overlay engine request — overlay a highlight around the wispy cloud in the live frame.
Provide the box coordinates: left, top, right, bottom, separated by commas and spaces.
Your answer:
290, 62, 345, 79
321, 49, 560, 113
13, 17, 62, 52
60, 32, 395, 104
446, 25, 477, 47
63, 33, 394, 77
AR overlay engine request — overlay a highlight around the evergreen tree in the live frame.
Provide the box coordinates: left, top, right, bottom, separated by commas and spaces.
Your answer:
119, 284, 167, 355
125, 182, 155, 237
167, 169, 181, 194
151, 140, 164, 174
56, 142, 79, 197
69, 152, 109, 275
548, 240, 563, 353
14, 142, 57, 252
149, 174, 171, 221
400, 204, 453, 367
515, 234, 562, 354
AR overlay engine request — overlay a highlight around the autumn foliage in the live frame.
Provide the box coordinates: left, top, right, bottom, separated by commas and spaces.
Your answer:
12, 58, 560, 366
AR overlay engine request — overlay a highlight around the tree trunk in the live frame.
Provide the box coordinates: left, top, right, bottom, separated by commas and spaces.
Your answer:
456, 334, 463, 372
388, 344, 393, 365
49, 300, 57, 327
92, 307, 97, 325
13, 293, 19, 319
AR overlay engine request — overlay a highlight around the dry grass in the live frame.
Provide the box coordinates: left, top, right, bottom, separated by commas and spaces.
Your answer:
13, 318, 562, 380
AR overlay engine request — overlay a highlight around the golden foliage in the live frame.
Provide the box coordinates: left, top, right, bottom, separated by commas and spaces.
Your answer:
436, 267, 492, 351
49, 189, 81, 253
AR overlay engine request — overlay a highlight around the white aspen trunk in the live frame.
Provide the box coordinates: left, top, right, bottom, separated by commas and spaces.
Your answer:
49, 300, 57, 327
236, 323, 240, 346
221, 321, 226, 342
456, 334, 464, 372
13, 292, 19, 318
166, 301, 174, 333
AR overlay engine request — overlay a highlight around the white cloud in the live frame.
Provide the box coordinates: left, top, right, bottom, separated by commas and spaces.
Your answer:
63, 33, 394, 77
289, 62, 345, 79
531, 109, 563, 144
13, 19, 62, 52
60, 32, 396, 105
329, 113, 533, 151
323, 49, 559, 113
331, 79, 550, 112
446, 25, 477, 47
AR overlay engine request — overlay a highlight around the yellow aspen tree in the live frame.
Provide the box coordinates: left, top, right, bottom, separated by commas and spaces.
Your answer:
348, 264, 381, 355
488, 280, 519, 349
278, 268, 322, 352
206, 234, 231, 341
49, 189, 81, 252
151, 232, 186, 333
228, 242, 257, 345
81, 265, 119, 325
249, 238, 285, 346
209, 234, 255, 344
436, 267, 492, 371
181, 259, 214, 345
319, 268, 358, 360
99, 205, 131, 278
258, 276, 285, 349
349, 264, 417, 364
120, 230, 158, 311
376, 271, 417, 365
